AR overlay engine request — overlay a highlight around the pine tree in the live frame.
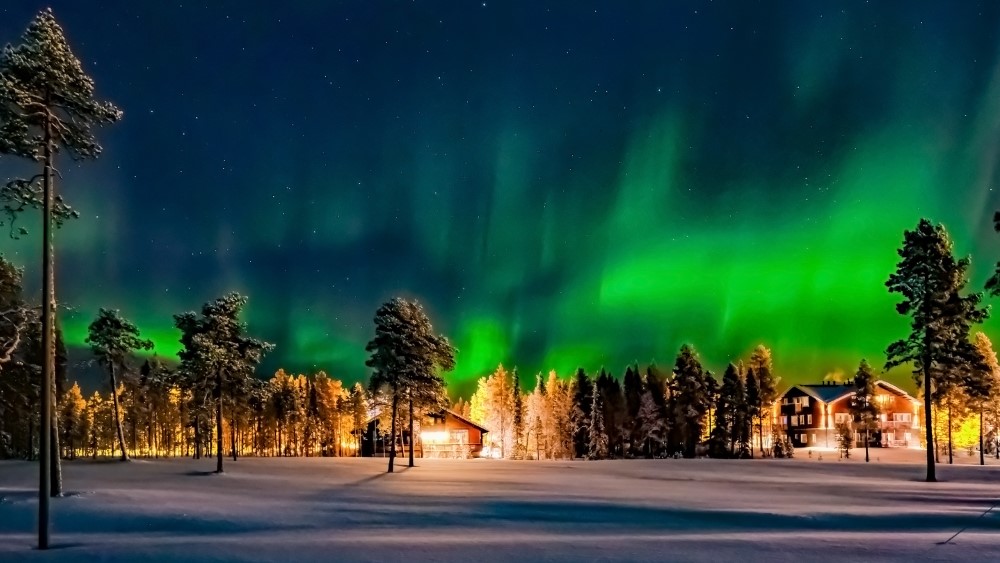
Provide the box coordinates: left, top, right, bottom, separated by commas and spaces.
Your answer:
587, 386, 608, 459
86, 309, 152, 462
848, 360, 879, 463
886, 219, 988, 482
0, 11, 122, 522
571, 368, 593, 458
511, 369, 524, 459
174, 293, 273, 473
744, 367, 760, 458
365, 298, 454, 473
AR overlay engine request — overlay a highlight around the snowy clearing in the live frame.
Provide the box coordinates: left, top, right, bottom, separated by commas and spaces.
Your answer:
2, 456, 1000, 562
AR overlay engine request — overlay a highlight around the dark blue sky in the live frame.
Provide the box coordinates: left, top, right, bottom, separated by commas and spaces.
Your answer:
2, 2, 999, 397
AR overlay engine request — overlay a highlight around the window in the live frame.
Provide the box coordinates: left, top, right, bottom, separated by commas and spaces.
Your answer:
806, 414, 813, 425
835, 413, 850, 424
810, 433, 816, 443
798, 434, 805, 442
800, 397, 809, 407
893, 413, 911, 423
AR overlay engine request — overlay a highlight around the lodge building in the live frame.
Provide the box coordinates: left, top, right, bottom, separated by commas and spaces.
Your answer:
361, 409, 488, 459
777, 380, 921, 449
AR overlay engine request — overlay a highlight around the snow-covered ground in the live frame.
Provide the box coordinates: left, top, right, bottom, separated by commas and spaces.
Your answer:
2, 455, 999, 562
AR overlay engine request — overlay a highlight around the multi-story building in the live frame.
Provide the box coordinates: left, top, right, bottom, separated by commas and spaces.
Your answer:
777, 380, 921, 449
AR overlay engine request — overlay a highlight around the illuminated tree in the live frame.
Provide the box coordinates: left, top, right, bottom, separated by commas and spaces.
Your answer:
511, 368, 525, 459
886, 218, 987, 481
587, 385, 608, 459
174, 293, 273, 473
848, 360, 879, 463
86, 309, 152, 462
58, 382, 86, 459
973, 332, 1000, 461
366, 298, 454, 473
636, 390, 665, 457
350, 383, 367, 457
743, 367, 759, 457
748, 345, 778, 456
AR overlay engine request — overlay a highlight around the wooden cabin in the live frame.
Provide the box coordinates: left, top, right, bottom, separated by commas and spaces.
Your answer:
361, 409, 488, 459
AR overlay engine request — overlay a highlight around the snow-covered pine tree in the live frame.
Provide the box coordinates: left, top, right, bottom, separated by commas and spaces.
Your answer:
636, 390, 665, 457
886, 219, 987, 482
587, 386, 608, 459
1, 10, 122, 510
85, 309, 153, 462
174, 293, 273, 473
848, 360, 879, 463
511, 368, 524, 459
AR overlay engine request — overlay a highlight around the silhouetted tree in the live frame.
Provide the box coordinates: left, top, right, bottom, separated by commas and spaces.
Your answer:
672, 345, 711, 458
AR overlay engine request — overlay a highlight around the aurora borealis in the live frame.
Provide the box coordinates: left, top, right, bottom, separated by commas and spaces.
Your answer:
2, 2, 1000, 398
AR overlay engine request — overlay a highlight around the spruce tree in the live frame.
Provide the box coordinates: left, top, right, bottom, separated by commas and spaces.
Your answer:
672, 345, 711, 458
622, 364, 643, 454
848, 360, 879, 463
587, 386, 608, 459
886, 219, 987, 482
511, 368, 524, 459
572, 368, 593, 458
710, 363, 741, 458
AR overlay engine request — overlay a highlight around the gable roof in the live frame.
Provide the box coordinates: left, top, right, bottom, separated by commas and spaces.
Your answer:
782, 379, 920, 405
442, 409, 490, 434
794, 383, 854, 404
874, 380, 920, 403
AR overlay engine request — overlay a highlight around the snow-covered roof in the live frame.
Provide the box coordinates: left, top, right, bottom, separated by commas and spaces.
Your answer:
782, 379, 919, 406
794, 383, 854, 404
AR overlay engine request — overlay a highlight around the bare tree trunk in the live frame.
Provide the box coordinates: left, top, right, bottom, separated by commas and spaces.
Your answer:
388, 388, 399, 473
980, 410, 985, 466
864, 424, 869, 463
408, 391, 415, 468
38, 109, 54, 550
216, 369, 224, 473
109, 364, 130, 462
948, 403, 953, 465
230, 406, 237, 462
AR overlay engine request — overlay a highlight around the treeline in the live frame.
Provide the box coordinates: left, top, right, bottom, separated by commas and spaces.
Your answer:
47, 369, 368, 461
463, 344, 784, 460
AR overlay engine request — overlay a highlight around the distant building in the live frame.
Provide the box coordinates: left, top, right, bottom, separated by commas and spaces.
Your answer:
777, 380, 921, 449
361, 409, 488, 459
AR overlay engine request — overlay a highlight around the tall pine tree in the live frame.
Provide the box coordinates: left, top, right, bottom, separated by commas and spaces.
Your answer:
886, 219, 987, 482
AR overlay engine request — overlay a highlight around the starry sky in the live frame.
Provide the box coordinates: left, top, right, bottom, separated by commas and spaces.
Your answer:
2, 1, 1000, 399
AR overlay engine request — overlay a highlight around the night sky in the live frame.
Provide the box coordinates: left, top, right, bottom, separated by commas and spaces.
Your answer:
2, 1, 1000, 398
